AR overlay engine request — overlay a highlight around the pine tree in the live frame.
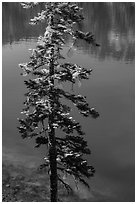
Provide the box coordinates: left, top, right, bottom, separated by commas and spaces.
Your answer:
18, 2, 99, 202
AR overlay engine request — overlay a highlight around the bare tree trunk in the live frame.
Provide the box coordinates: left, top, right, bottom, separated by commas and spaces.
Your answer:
48, 116, 58, 202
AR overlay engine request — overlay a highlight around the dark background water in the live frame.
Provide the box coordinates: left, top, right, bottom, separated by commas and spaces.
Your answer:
2, 2, 135, 202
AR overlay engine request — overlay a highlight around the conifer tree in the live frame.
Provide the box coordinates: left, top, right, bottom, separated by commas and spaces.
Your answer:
18, 2, 99, 202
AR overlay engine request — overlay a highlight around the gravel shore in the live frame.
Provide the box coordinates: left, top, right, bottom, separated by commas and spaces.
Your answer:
2, 161, 89, 202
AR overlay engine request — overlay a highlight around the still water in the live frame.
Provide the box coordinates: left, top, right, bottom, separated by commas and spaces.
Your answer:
2, 2, 135, 202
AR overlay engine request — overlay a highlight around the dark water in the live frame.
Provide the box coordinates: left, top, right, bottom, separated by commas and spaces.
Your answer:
2, 2, 135, 201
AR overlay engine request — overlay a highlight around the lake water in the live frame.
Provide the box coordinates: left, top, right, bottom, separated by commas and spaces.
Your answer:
2, 2, 135, 202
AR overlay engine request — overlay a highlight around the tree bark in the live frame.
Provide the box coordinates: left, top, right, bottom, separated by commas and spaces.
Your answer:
48, 115, 58, 202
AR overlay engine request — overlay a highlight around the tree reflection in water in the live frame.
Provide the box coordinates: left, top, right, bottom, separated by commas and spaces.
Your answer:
2, 2, 135, 62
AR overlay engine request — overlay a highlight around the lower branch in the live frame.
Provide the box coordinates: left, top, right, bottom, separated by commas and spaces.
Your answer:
58, 175, 73, 194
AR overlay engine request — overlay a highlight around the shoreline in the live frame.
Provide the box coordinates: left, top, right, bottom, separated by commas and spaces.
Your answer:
2, 160, 84, 202
2, 150, 116, 202
2, 152, 92, 202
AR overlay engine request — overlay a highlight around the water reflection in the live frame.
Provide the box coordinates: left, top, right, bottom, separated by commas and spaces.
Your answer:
2, 2, 45, 45
2, 2, 135, 61
77, 2, 135, 61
